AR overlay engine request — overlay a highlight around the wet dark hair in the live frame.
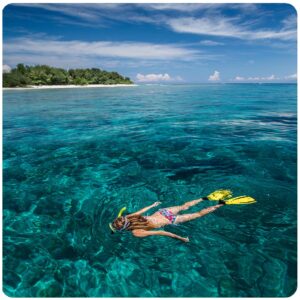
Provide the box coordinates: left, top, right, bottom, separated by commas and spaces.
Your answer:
112, 215, 150, 232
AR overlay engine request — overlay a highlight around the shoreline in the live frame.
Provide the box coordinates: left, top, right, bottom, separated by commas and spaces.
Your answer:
3, 84, 138, 91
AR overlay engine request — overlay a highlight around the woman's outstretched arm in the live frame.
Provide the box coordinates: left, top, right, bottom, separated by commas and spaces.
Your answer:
127, 202, 161, 217
132, 229, 189, 242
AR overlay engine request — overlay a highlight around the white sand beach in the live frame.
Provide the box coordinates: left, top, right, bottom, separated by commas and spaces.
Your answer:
3, 84, 138, 90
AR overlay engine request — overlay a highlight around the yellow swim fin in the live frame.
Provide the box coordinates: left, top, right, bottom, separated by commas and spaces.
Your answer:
224, 196, 256, 205
206, 189, 232, 201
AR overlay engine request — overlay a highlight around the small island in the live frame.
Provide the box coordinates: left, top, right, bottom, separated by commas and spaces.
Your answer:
3, 64, 133, 88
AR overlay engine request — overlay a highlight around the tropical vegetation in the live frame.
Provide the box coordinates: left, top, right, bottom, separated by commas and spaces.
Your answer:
3, 64, 133, 87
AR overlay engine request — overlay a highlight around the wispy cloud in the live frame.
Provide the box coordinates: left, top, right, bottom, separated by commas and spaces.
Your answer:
4, 37, 200, 60
167, 16, 296, 41
13, 3, 110, 22
12, 3, 162, 27
142, 3, 258, 14
282, 14, 297, 30
199, 40, 224, 46
3, 37, 203, 69
141, 3, 209, 12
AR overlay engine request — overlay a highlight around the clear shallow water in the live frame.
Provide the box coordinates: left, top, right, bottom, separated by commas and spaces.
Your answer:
3, 84, 297, 297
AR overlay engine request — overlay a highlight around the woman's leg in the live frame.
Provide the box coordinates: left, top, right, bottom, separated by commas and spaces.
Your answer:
174, 204, 223, 224
165, 198, 204, 215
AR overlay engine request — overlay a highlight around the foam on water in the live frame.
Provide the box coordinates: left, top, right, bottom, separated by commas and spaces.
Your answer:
3, 84, 297, 296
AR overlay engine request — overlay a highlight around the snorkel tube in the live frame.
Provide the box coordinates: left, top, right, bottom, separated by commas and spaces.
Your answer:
109, 207, 127, 234
117, 207, 127, 218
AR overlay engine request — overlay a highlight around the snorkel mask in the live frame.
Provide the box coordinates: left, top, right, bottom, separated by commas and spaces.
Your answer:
109, 207, 127, 234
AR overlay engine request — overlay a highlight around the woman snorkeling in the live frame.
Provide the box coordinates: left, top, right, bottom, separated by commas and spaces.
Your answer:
109, 190, 256, 242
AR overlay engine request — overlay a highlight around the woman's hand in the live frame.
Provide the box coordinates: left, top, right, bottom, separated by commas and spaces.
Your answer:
182, 237, 190, 243
152, 201, 162, 207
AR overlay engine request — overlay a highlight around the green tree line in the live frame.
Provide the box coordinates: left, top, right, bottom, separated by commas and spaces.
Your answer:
3, 64, 133, 87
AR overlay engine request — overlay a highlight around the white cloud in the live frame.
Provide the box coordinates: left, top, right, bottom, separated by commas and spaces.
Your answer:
199, 40, 224, 46
285, 73, 297, 80
136, 73, 182, 82
3, 64, 11, 73
4, 37, 200, 64
235, 76, 245, 81
209, 70, 220, 81
167, 16, 296, 41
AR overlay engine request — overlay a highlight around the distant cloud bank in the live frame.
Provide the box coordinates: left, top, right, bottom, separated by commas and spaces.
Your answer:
233, 73, 297, 82
136, 73, 182, 82
285, 73, 297, 80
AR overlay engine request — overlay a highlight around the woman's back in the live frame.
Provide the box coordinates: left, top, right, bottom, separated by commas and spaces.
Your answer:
144, 211, 171, 228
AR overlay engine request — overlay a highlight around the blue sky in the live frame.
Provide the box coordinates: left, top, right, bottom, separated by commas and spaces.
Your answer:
3, 3, 297, 83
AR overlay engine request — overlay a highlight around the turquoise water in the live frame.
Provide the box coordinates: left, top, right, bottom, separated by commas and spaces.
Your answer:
3, 84, 297, 297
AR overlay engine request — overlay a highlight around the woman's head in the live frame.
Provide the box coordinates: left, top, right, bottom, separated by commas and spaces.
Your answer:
111, 216, 129, 232
110, 215, 149, 233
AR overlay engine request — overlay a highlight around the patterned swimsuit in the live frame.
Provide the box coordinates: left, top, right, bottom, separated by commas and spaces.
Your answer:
158, 208, 177, 224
